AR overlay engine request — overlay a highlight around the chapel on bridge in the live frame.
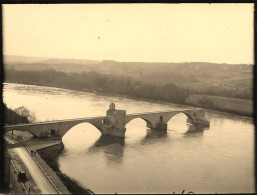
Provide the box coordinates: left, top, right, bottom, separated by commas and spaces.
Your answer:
104, 103, 126, 128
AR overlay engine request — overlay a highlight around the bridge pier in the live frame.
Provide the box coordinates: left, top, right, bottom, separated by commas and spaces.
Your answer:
186, 110, 210, 126
102, 126, 126, 137
187, 118, 210, 126
155, 122, 168, 130
146, 115, 168, 131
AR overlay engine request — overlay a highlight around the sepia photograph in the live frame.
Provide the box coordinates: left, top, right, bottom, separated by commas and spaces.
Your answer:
1, 3, 255, 194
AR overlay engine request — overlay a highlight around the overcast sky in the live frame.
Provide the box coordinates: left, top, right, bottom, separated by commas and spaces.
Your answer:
3, 4, 254, 64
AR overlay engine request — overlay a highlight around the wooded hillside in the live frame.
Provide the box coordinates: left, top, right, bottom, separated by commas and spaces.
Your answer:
4, 55, 253, 100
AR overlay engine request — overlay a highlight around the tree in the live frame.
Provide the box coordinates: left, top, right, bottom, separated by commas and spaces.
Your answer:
14, 106, 37, 122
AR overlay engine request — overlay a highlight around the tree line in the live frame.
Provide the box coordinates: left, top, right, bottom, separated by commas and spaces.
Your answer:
5, 69, 189, 104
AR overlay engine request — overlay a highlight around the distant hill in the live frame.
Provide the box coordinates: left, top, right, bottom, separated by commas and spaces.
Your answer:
4, 55, 51, 64
4, 55, 101, 65
40, 58, 102, 65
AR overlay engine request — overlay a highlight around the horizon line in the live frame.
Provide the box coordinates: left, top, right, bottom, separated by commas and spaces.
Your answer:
3, 54, 253, 65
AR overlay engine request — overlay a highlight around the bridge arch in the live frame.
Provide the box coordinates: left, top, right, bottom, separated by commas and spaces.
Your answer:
181, 111, 194, 122
60, 121, 103, 138
165, 112, 194, 133
124, 117, 151, 141
61, 122, 102, 150
5, 128, 38, 138
5, 127, 38, 138
125, 116, 153, 129
164, 111, 194, 124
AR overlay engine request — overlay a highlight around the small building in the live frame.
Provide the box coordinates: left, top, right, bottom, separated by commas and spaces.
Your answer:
104, 103, 126, 130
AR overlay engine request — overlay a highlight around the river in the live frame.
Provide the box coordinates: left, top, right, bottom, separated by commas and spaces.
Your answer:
3, 83, 255, 194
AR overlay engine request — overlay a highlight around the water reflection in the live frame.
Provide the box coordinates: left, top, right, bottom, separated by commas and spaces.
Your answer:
88, 135, 125, 164
140, 128, 168, 145
184, 125, 209, 137
89, 135, 125, 148
87, 124, 209, 166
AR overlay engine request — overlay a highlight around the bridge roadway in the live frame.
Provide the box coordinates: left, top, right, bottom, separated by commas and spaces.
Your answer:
4, 108, 210, 138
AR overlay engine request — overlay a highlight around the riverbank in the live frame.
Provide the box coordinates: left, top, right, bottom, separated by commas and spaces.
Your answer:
37, 142, 94, 194
185, 94, 253, 117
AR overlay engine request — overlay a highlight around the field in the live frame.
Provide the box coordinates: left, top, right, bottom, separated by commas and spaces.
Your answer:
185, 94, 253, 116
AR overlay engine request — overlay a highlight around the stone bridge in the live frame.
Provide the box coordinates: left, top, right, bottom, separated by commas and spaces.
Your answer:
4, 103, 210, 138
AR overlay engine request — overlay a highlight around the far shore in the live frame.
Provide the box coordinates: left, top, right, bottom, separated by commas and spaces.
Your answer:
4, 82, 253, 119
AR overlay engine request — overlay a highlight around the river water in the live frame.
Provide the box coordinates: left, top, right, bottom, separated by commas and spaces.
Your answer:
3, 83, 255, 194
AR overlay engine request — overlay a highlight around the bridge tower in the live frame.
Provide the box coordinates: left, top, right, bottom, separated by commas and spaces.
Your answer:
102, 103, 127, 137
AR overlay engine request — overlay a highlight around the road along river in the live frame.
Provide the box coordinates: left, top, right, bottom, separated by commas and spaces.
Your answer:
5, 135, 60, 194
3, 83, 255, 194
14, 147, 59, 194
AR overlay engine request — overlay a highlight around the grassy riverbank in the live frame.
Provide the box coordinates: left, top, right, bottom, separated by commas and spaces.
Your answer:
185, 94, 253, 117
37, 142, 94, 194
